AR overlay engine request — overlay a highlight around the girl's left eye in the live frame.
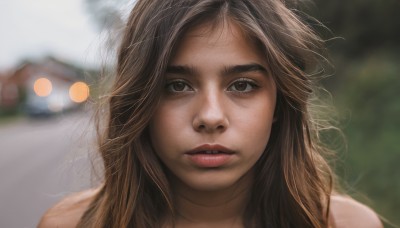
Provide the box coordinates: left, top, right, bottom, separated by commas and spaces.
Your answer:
228, 79, 258, 93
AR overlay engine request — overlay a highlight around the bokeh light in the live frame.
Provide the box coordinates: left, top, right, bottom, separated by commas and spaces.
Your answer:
33, 78, 52, 97
69, 82, 90, 103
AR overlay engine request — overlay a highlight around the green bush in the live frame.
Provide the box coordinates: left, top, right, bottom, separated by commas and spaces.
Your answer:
332, 52, 400, 226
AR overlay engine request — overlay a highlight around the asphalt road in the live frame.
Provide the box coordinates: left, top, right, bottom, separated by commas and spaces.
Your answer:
0, 110, 97, 228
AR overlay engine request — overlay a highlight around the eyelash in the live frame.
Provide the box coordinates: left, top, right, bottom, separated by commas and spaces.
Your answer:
227, 78, 259, 94
165, 79, 193, 93
165, 78, 259, 94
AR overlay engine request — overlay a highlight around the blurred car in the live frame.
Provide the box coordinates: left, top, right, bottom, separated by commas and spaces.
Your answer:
24, 77, 88, 117
24, 90, 73, 117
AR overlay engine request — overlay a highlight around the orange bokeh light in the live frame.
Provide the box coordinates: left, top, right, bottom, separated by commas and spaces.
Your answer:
69, 82, 90, 103
33, 78, 52, 97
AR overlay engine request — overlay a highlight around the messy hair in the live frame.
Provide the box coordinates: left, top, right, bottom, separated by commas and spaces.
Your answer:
78, 0, 334, 227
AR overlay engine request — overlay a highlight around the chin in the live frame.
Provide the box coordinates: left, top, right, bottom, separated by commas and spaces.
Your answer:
176, 170, 250, 192
188, 180, 235, 192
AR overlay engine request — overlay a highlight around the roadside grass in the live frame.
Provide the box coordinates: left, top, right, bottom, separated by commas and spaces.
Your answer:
0, 112, 24, 126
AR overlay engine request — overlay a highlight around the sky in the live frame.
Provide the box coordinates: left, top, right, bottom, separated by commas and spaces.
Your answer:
0, 0, 103, 70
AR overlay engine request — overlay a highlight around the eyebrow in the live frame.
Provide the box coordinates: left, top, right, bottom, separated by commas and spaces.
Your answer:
165, 63, 267, 77
165, 65, 197, 76
222, 63, 267, 76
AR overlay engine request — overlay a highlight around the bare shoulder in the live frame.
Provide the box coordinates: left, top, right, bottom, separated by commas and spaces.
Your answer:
329, 195, 383, 228
37, 188, 100, 228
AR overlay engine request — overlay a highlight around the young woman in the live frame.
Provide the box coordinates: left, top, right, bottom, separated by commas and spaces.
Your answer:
39, 0, 383, 227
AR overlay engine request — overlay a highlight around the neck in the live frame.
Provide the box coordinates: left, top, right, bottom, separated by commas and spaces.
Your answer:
171, 171, 253, 227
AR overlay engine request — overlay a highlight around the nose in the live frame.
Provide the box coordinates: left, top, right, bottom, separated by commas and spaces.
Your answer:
193, 92, 229, 133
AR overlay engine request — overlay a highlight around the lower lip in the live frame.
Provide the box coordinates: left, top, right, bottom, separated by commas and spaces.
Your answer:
186, 153, 232, 168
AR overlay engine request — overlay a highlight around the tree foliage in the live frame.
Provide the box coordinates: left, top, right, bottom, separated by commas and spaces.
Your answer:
310, 0, 400, 56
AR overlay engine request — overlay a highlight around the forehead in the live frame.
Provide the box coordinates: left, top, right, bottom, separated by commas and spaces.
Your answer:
183, 19, 252, 47
170, 20, 264, 65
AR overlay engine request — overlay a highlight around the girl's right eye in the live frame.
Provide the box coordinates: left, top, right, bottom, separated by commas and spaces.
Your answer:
165, 80, 193, 93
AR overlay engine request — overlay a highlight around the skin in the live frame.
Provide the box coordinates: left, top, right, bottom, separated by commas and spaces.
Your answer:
149, 20, 277, 227
38, 190, 384, 228
37, 20, 384, 228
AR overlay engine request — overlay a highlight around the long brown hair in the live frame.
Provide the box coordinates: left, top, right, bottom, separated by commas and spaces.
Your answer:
78, 0, 334, 227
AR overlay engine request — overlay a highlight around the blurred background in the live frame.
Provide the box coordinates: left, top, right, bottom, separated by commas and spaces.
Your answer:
0, 0, 399, 227
307, 0, 400, 226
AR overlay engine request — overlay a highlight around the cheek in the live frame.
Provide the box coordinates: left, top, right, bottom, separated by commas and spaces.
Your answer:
154, 103, 186, 127
150, 112, 169, 149
235, 99, 275, 150
149, 103, 187, 153
240, 119, 273, 153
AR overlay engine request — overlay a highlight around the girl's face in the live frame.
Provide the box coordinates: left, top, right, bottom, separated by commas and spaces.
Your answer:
150, 21, 276, 192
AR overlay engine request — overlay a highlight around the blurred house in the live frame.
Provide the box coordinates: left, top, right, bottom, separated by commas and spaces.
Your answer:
0, 57, 90, 116
0, 70, 19, 111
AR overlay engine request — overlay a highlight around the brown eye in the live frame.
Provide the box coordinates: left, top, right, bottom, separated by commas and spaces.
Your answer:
166, 80, 192, 92
172, 82, 186, 91
228, 79, 258, 93
233, 81, 248, 91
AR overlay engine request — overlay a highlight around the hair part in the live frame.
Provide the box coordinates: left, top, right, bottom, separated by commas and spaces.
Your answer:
78, 0, 335, 227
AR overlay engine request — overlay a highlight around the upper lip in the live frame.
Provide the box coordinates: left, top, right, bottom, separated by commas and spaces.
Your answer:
185, 144, 235, 155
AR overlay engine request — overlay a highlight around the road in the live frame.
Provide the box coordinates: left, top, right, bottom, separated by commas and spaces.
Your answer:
0, 110, 97, 228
